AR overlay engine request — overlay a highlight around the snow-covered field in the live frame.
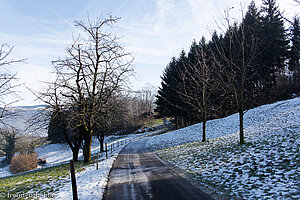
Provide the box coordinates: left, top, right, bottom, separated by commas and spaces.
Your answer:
148, 97, 300, 199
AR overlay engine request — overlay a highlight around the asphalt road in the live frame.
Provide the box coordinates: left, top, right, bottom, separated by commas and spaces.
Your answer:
103, 138, 214, 200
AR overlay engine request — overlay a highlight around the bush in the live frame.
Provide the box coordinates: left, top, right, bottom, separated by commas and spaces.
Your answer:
9, 153, 38, 174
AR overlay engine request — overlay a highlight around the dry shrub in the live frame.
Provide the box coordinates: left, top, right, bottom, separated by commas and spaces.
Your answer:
9, 153, 38, 174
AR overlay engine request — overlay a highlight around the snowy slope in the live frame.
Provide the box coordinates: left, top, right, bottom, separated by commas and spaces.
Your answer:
147, 97, 300, 199
148, 97, 300, 150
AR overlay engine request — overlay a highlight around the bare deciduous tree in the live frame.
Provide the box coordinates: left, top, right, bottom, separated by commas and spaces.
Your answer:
140, 84, 157, 115
0, 44, 25, 126
39, 16, 134, 163
214, 6, 258, 144
177, 38, 223, 142
0, 44, 25, 164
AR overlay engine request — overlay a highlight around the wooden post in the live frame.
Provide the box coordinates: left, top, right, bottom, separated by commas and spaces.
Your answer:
105, 142, 108, 159
96, 151, 99, 170
70, 160, 78, 200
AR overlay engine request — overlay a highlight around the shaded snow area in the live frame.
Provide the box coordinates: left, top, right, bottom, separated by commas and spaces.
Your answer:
0, 157, 10, 178
148, 97, 300, 199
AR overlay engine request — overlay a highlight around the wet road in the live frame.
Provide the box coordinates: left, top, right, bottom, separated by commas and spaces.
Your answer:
103, 138, 214, 200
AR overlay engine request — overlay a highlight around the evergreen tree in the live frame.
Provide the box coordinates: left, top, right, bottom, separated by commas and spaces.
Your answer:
243, 1, 263, 99
155, 57, 178, 117
259, 0, 289, 91
289, 16, 300, 87
156, 50, 192, 128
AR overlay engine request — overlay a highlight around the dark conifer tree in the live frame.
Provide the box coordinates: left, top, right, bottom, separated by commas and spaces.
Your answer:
289, 16, 300, 88
155, 57, 179, 118
243, 1, 263, 100
155, 52, 190, 128
259, 0, 289, 92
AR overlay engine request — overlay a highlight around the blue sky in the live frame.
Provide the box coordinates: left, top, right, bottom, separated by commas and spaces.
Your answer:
0, 0, 298, 106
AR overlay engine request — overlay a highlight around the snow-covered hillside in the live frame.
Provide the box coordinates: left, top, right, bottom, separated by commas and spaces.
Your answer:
148, 97, 300, 199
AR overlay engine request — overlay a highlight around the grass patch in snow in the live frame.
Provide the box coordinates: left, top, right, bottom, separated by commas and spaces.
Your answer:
145, 118, 164, 128
0, 161, 87, 198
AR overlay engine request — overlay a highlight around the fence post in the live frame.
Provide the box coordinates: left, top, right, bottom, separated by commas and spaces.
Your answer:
105, 142, 108, 159
70, 160, 78, 200
96, 151, 99, 170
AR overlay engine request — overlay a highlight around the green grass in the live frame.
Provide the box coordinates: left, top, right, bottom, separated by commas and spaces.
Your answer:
0, 160, 89, 200
145, 118, 164, 127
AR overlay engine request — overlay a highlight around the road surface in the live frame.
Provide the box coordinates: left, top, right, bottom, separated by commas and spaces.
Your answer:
103, 138, 214, 200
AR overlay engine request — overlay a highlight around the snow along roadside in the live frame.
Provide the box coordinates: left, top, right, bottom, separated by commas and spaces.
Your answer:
51, 151, 119, 200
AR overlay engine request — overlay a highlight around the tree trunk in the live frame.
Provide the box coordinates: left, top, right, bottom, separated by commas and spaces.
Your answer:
99, 135, 105, 152
239, 109, 245, 144
175, 116, 179, 129
202, 120, 206, 142
83, 130, 93, 163
202, 99, 207, 142
5, 137, 15, 164
181, 116, 184, 128
73, 147, 80, 162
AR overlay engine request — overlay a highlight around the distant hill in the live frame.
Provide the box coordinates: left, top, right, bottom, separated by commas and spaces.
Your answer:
0, 105, 48, 136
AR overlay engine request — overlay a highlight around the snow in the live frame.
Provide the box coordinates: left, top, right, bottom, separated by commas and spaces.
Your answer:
51, 148, 118, 200
147, 97, 300, 199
